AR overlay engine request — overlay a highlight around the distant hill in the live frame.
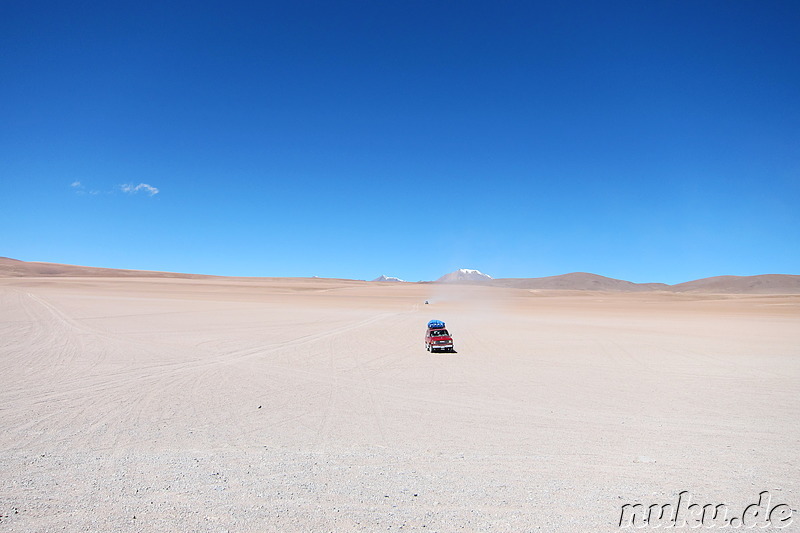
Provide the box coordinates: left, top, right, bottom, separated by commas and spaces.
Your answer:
432, 267, 799, 294
491, 272, 670, 292
670, 274, 800, 294
0, 257, 213, 279
372, 275, 405, 282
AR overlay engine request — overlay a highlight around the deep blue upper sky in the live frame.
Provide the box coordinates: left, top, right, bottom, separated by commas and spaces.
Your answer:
1, 1, 798, 283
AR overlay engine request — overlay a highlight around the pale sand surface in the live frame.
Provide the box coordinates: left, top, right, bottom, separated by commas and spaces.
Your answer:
1, 277, 798, 531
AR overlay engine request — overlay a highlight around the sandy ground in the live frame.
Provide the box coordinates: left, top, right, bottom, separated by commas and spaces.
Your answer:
1, 277, 798, 532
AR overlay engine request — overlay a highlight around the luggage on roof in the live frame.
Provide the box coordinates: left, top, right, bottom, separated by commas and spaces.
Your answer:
427, 320, 445, 329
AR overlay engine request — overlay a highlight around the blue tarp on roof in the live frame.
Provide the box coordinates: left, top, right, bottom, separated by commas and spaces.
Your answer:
427, 320, 445, 329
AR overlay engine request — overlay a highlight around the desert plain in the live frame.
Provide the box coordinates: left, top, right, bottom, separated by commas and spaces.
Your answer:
1, 269, 799, 532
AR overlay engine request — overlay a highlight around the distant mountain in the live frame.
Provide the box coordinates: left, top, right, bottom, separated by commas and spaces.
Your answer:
492, 272, 669, 292
436, 268, 494, 283
3, 257, 798, 294
372, 275, 405, 282
432, 268, 800, 293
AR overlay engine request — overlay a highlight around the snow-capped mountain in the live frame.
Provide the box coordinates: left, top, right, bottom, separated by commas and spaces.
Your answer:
372, 275, 405, 282
436, 268, 493, 283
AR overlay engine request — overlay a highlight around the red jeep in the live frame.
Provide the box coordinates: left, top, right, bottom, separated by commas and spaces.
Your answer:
425, 320, 454, 353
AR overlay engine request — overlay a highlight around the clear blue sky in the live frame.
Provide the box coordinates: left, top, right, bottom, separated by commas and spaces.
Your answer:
1, 1, 798, 283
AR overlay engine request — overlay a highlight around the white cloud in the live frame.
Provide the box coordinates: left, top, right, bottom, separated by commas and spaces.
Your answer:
71, 181, 83, 188
120, 183, 159, 196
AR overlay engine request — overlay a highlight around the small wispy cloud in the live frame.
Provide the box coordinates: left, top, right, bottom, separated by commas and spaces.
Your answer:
70, 180, 99, 195
120, 183, 159, 196
71, 181, 158, 196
